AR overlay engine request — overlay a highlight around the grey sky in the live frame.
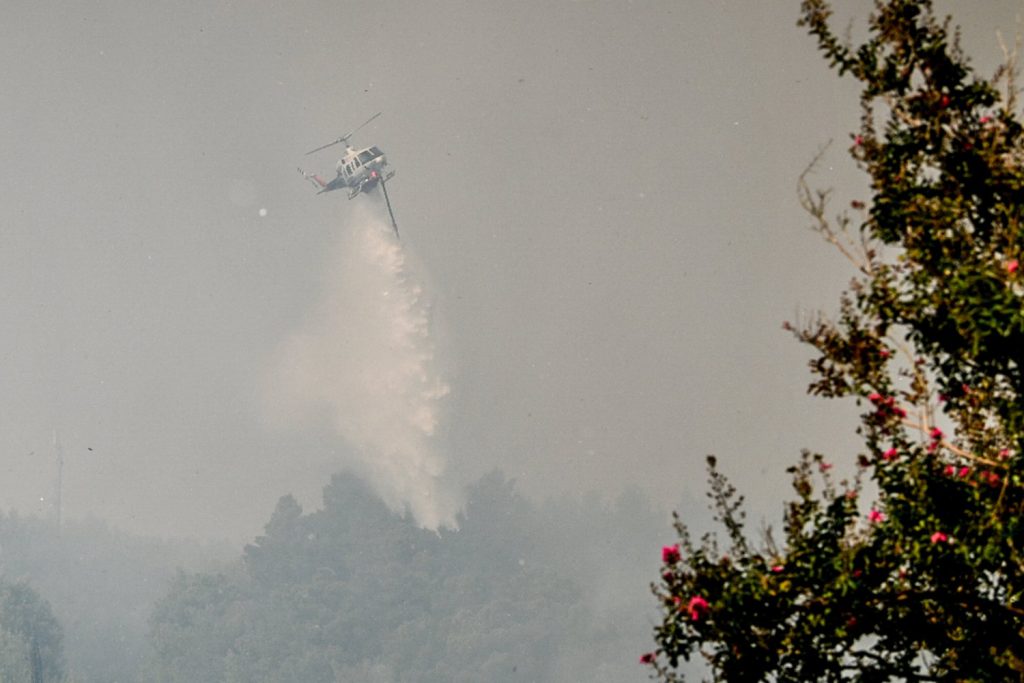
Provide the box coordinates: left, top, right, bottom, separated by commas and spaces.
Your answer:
2, 1, 1021, 540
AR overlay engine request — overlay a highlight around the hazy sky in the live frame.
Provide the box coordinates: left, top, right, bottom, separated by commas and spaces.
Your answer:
2, 0, 1022, 540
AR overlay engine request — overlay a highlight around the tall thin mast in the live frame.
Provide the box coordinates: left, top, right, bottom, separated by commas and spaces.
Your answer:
52, 429, 64, 532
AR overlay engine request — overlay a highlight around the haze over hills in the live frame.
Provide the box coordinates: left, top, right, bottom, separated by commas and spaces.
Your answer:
0, 470, 705, 682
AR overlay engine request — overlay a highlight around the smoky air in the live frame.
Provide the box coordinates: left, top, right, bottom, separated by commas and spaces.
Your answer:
3, 0, 1018, 681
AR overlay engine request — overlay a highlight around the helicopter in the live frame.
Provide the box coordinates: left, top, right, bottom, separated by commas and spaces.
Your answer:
298, 112, 400, 236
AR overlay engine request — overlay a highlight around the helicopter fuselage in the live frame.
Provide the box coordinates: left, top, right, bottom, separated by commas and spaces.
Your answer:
333, 145, 389, 197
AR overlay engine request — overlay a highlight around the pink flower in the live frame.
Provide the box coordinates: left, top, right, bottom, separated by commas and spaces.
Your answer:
854, 135, 864, 146
868, 508, 886, 523
819, 462, 833, 472
639, 652, 655, 665
867, 393, 907, 420
980, 115, 992, 124
929, 427, 943, 440
688, 596, 709, 621
882, 447, 898, 461
879, 349, 891, 358
771, 564, 784, 573
999, 448, 1012, 460
930, 531, 948, 544
944, 464, 955, 476
661, 545, 681, 565
958, 466, 970, 478
1007, 259, 1019, 274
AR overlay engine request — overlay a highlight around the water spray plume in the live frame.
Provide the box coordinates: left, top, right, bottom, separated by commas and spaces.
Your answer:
270, 203, 457, 530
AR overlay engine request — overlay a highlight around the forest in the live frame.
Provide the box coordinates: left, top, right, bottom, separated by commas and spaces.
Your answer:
0, 470, 694, 682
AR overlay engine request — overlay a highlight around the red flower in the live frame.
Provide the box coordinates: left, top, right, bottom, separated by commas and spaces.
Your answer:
771, 564, 784, 573
661, 544, 681, 565
639, 652, 655, 665
868, 508, 886, 523
940, 94, 951, 107
1007, 259, 1019, 274
867, 393, 907, 420
944, 464, 955, 476
882, 447, 898, 461
958, 466, 970, 478
929, 427, 943, 440
688, 596, 709, 621
930, 531, 948, 544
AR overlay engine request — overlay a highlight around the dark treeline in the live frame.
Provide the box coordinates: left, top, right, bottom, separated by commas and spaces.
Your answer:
0, 471, 704, 682
148, 472, 686, 682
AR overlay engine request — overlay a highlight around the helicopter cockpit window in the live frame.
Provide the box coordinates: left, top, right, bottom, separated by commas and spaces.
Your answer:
358, 150, 376, 164
368, 147, 383, 159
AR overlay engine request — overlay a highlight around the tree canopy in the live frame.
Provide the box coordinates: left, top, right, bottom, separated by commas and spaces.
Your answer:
148, 471, 663, 683
646, 1, 1024, 680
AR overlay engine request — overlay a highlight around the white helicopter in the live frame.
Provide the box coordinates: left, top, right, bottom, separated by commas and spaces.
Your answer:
298, 112, 399, 236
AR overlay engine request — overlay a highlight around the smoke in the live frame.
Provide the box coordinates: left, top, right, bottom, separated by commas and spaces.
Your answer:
269, 202, 458, 530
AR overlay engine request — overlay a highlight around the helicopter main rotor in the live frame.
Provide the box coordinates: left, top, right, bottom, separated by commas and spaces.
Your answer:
305, 111, 382, 155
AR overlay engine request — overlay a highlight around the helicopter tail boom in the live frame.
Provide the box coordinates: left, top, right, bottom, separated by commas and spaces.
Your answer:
298, 167, 329, 191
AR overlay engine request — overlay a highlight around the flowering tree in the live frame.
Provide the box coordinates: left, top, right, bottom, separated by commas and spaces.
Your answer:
645, 1, 1024, 680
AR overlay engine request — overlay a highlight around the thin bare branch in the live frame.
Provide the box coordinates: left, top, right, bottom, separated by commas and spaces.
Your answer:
798, 142, 873, 274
